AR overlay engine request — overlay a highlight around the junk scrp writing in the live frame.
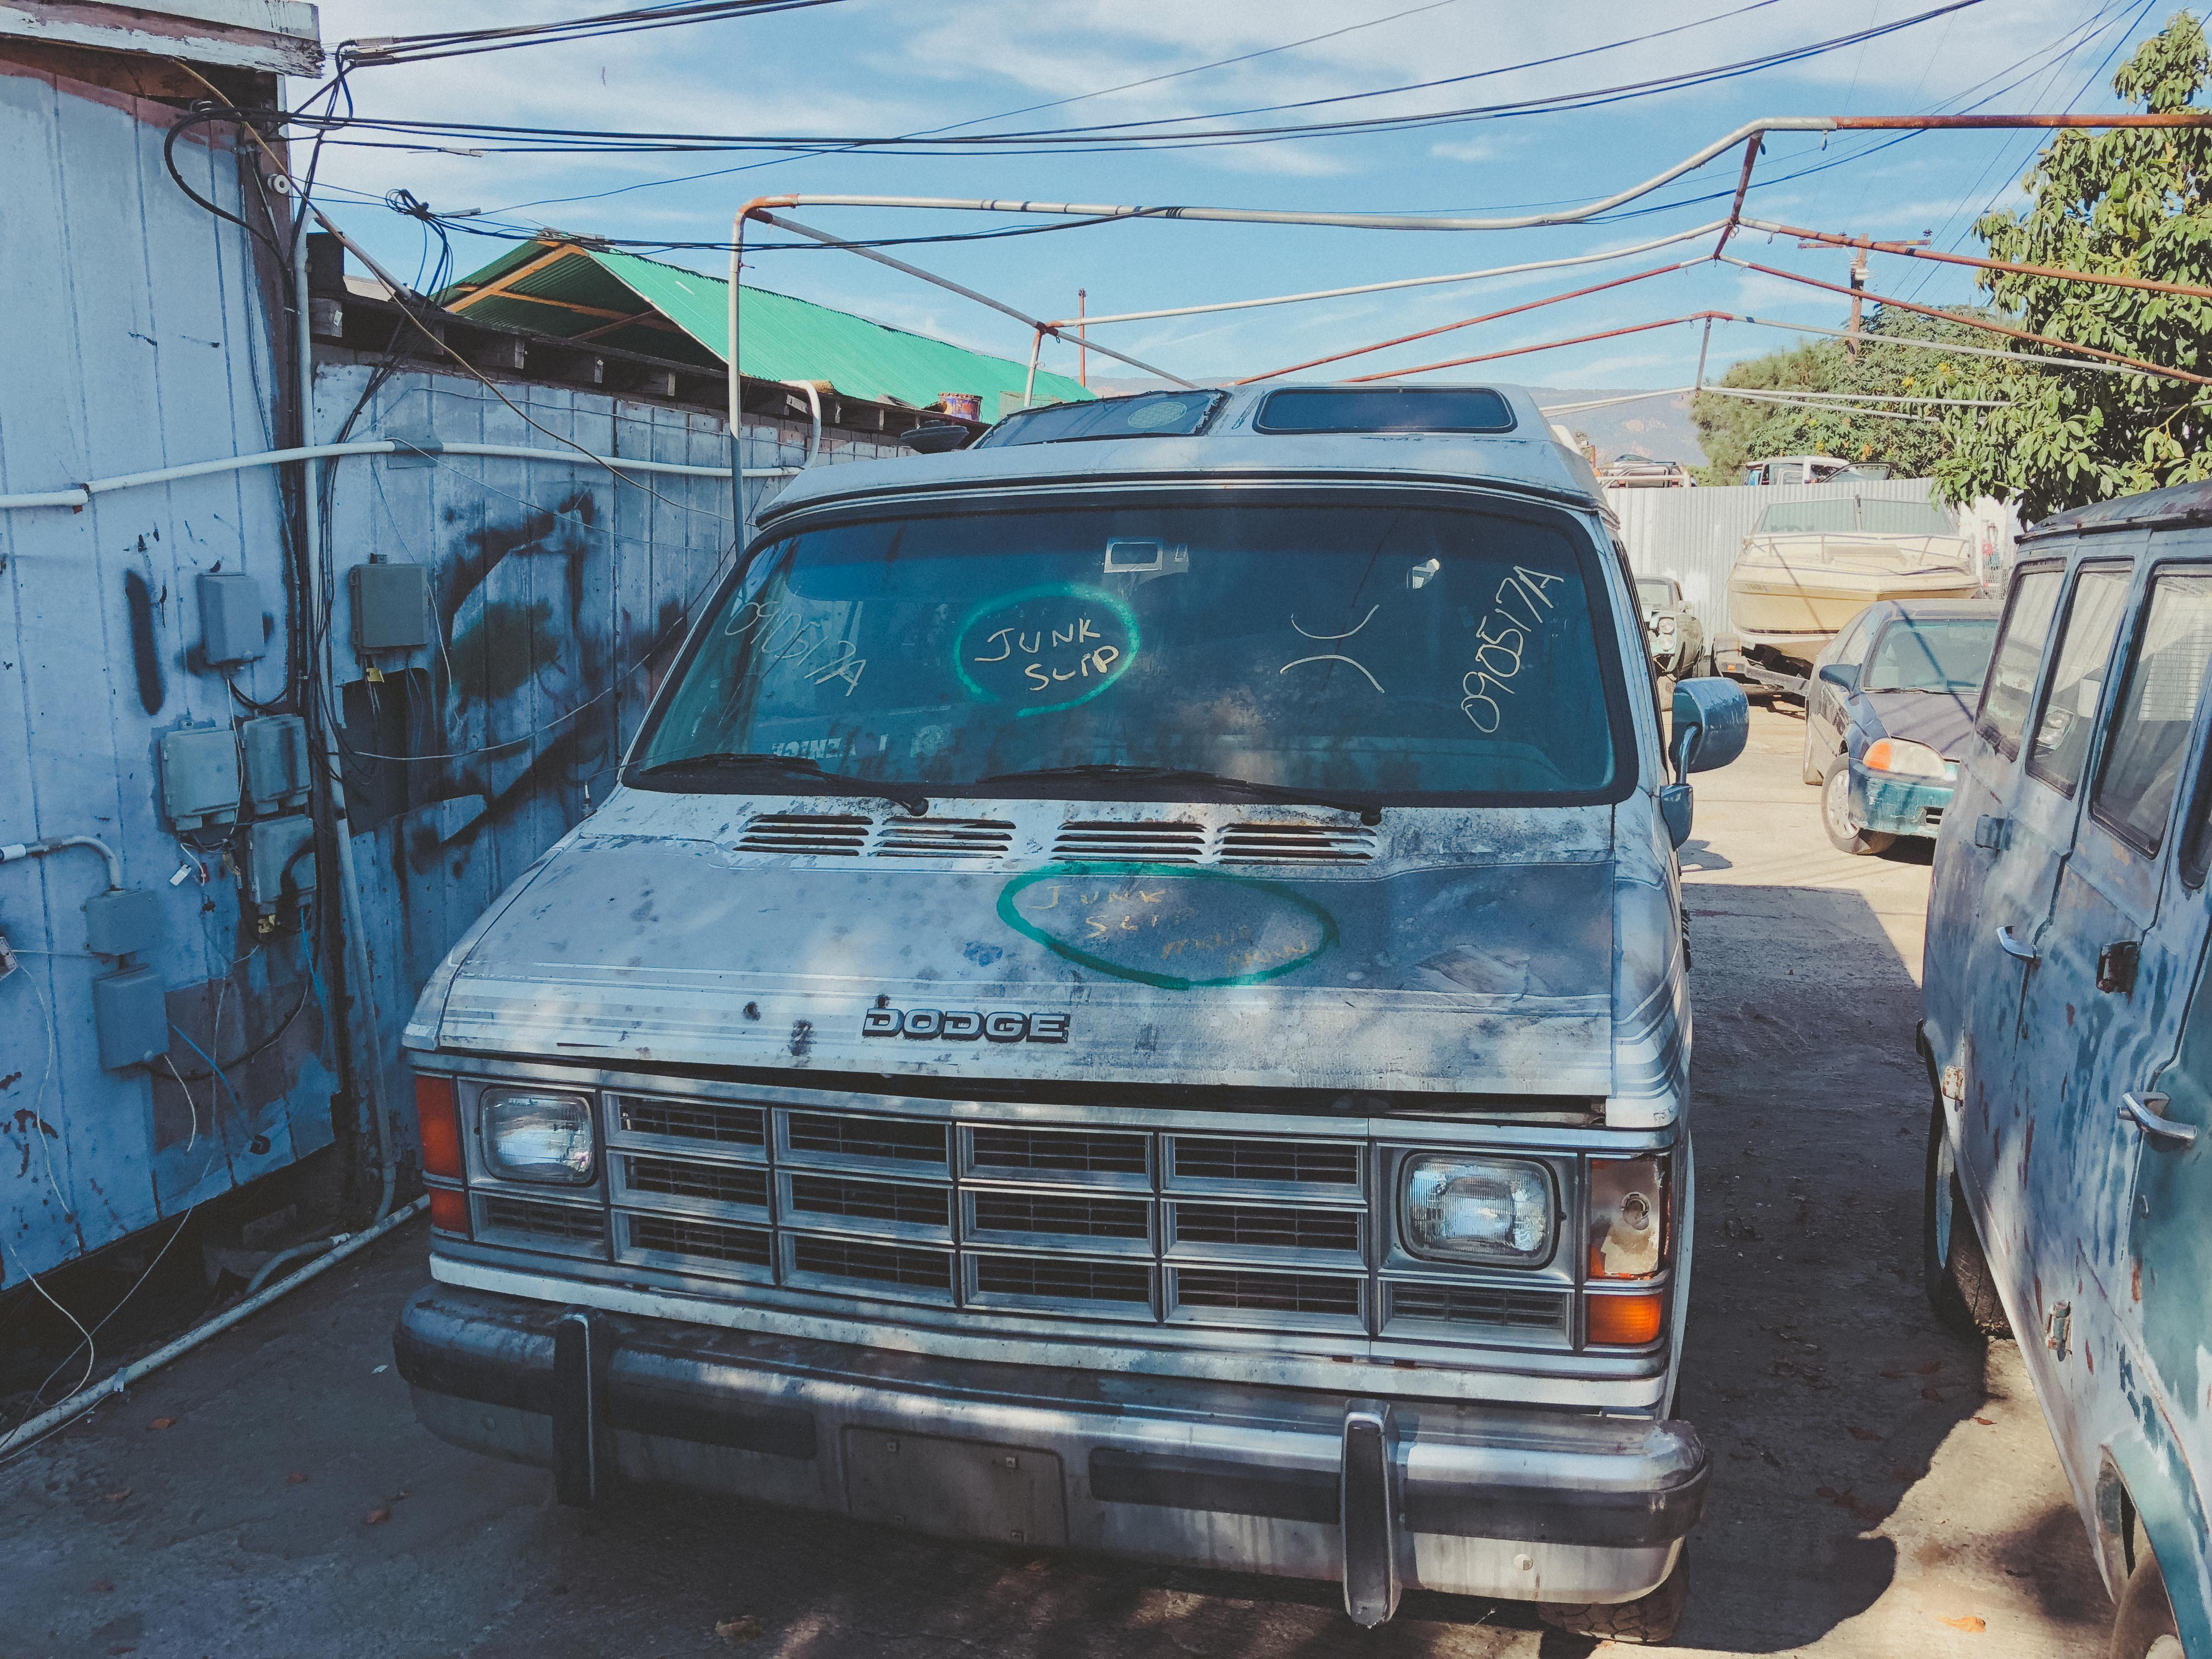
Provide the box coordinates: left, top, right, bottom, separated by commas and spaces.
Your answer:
723, 597, 867, 695
972, 616, 1122, 692
1460, 565, 1564, 734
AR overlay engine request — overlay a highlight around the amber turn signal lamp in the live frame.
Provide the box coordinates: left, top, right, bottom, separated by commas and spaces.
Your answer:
427, 1187, 471, 1236
1587, 1292, 1665, 1347
415, 1074, 464, 1181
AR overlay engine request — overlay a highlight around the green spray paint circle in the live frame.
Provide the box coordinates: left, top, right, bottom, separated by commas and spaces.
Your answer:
952, 583, 1140, 716
997, 862, 1336, 990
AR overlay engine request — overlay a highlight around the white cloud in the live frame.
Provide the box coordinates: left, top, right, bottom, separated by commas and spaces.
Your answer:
1427, 138, 1498, 164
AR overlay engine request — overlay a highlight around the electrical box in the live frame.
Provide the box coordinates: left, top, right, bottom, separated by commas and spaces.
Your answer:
245, 815, 316, 915
93, 967, 169, 1070
241, 715, 311, 814
348, 560, 432, 650
197, 572, 267, 667
83, 886, 162, 957
160, 725, 240, 830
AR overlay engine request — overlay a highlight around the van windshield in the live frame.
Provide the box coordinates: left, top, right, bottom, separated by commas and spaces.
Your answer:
634, 498, 1625, 802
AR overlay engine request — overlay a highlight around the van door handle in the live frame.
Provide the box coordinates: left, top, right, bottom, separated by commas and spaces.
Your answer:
2119, 1092, 2197, 1148
1995, 926, 2039, 963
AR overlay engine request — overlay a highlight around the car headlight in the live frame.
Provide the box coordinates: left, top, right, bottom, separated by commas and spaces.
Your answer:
1588, 1156, 1667, 1279
1402, 1156, 1554, 1266
1863, 737, 1950, 780
1656, 617, 1677, 637
481, 1088, 595, 1183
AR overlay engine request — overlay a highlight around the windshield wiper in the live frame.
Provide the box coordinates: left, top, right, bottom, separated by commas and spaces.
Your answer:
967, 764, 1381, 826
631, 752, 927, 816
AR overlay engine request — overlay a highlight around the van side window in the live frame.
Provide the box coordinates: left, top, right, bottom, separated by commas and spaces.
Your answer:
2091, 572, 2212, 856
2025, 565, 2132, 795
2182, 735, 2212, 887
1978, 566, 2065, 757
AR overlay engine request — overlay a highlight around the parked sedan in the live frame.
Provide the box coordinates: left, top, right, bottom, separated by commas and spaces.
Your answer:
1635, 574, 1709, 681
1799, 598, 2002, 854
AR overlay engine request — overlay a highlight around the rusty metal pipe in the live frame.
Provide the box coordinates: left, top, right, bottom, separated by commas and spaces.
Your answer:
1342, 313, 1733, 382
1741, 218, 2212, 302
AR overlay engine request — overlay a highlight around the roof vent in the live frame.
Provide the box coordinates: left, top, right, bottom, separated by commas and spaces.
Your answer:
874, 818, 1015, 859
735, 812, 872, 855
1052, 821, 1206, 864
1216, 823, 1377, 865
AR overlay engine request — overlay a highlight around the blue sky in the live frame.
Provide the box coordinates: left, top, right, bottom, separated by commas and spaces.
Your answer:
297, 0, 2178, 393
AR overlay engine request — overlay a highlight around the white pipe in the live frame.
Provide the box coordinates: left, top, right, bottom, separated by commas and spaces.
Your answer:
735, 125, 1837, 238
782, 379, 821, 467
1041, 222, 1732, 329
1023, 328, 1043, 410
0, 438, 792, 512
754, 210, 1197, 389
0, 835, 126, 890
1539, 387, 1699, 415
1726, 311, 2161, 380
0, 1197, 428, 1461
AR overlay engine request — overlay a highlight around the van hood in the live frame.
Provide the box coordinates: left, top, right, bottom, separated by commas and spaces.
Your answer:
414, 792, 1634, 1100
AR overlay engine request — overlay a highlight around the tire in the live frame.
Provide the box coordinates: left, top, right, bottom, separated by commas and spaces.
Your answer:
1538, 1550, 1689, 1646
1923, 1097, 2011, 1338
2108, 1532, 2183, 1659
1821, 757, 1895, 856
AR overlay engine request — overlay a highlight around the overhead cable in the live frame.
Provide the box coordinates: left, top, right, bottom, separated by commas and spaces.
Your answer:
341, 1, 839, 67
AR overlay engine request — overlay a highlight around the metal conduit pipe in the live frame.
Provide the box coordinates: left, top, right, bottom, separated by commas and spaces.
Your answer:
295, 226, 395, 1228
0, 441, 793, 512
0, 1197, 428, 1463
0, 836, 127, 890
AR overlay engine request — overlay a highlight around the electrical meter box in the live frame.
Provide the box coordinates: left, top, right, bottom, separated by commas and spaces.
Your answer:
93, 966, 169, 1070
83, 886, 162, 957
348, 560, 432, 650
245, 815, 316, 916
241, 715, 311, 814
197, 572, 267, 667
159, 725, 240, 830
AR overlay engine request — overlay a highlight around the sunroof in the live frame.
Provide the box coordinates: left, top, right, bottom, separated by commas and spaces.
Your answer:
1255, 387, 1516, 435
979, 390, 1223, 447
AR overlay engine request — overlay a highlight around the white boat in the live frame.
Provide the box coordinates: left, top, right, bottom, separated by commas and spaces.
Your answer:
1727, 495, 1977, 664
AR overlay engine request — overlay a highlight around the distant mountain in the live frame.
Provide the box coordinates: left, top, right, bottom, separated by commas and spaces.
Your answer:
1081, 378, 1708, 470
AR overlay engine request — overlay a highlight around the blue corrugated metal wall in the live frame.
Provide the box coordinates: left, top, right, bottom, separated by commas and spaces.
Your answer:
0, 56, 901, 1286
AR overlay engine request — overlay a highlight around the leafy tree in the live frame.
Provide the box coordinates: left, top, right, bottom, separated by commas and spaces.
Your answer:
1934, 14, 2212, 517
1689, 309, 2001, 484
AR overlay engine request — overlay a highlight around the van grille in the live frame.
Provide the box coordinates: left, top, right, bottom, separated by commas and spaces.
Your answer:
478, 1195, 605, 1250
736, 812, 871, 855
1052, 821, 1206, 864
623, 1155, 767, 1210
597, 1091, 1578, 1347
1387, 1283, 1568, 1335
629, 1212, 772, 1268
618, 1094, 766, 1148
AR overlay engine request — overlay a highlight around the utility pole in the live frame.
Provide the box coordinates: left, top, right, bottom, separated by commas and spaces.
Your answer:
1077, 288, 1087, 388
1797, 234, 1931, 358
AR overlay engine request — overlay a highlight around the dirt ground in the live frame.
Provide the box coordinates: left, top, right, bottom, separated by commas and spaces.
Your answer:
0, 704, 2114, 1659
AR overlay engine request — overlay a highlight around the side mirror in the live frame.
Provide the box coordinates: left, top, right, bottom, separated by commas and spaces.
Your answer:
1817, 663, 1855, 690
1660, 782, 1695, 849
900, 420, 973, 454
1669, 676, 1750, 782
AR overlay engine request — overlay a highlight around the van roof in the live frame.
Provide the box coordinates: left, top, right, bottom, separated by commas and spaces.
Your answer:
758, 382, 1605, 531
2024, 478, 2212, 541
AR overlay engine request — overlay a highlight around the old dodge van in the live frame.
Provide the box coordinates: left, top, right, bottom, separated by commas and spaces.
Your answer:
393, 382, 1748, 1638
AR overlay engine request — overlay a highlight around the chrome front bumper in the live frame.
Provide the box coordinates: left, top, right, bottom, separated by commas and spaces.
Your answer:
396, 1283, 1706, 1624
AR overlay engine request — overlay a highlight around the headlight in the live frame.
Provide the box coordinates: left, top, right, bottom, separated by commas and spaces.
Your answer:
1588, 1156, 1667, 1279
1402, 1156, 1554, 1266
482, 1088, 595, 1183
1655, 617, 1677, 637
1863, 737, 1950, 780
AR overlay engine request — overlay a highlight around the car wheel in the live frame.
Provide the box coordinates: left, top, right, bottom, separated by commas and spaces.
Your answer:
1923, 1097, 2011, 1338
1821, 757, 1895, 856
2108, 1532, 2183, 1659
1538, 1549, 1689, 1646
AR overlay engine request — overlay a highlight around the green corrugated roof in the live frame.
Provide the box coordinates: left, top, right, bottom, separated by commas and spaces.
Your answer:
441, 241, 1093, 410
